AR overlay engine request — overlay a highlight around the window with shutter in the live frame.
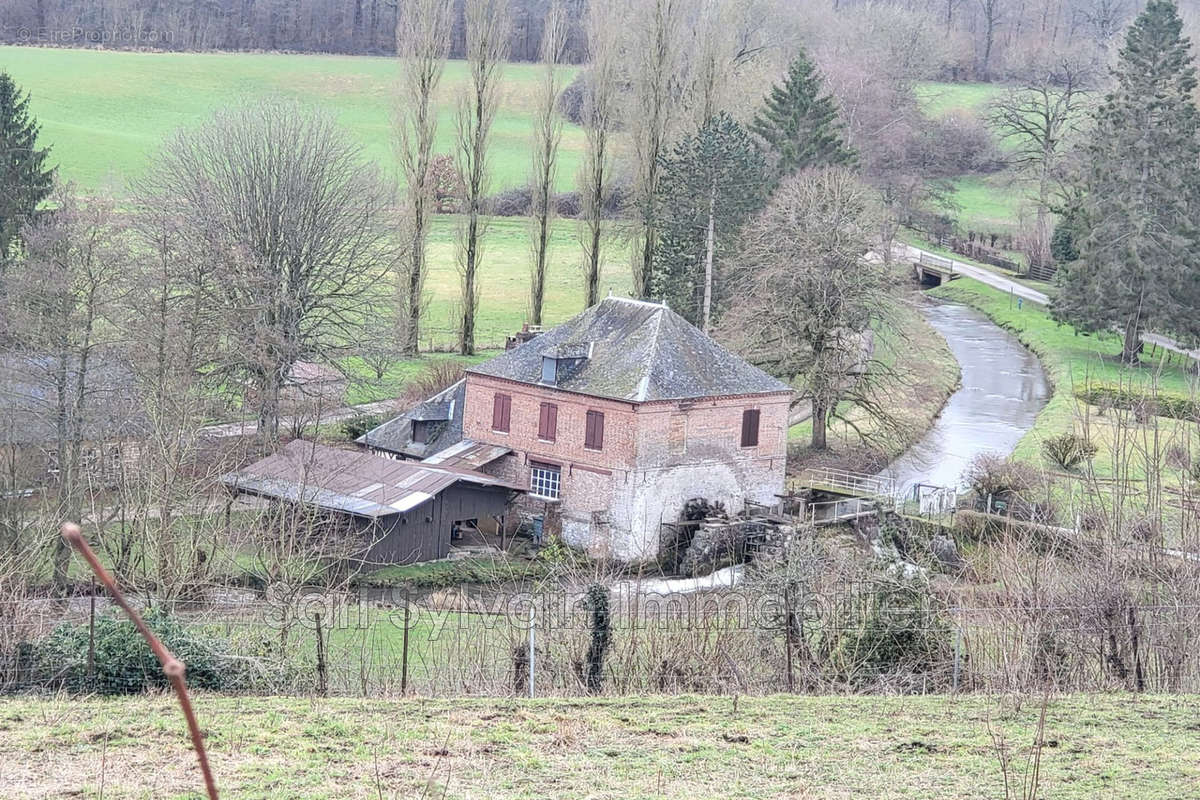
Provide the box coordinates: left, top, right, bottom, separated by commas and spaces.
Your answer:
741, 408, 760, 447
538, 402, 558, 441
584, 410, 605, 450
492, 393, 511, 432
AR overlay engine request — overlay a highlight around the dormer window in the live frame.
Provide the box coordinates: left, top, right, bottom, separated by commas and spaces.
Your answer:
540, 343, 591, 386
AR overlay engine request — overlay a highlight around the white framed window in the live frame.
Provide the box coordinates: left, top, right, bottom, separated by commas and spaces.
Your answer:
530, 462, 561, 500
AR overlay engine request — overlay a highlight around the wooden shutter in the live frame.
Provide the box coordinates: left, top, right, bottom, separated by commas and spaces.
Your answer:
492, 394, 511, 432
585, 410, 604, 450
741, 409, 760, 447
539, 402, 558, 441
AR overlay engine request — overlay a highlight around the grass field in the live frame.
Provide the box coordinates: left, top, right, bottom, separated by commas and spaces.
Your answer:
0, 46, 583, 192
2, 693, 1197, 799
914, 81, 1007, 118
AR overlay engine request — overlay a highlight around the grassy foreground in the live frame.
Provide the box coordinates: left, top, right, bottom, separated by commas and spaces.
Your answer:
0, 46, 583, 192
1, 693, 1196, 799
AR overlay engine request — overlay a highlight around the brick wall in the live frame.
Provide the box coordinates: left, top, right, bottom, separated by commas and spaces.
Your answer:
465, 372, 791, 561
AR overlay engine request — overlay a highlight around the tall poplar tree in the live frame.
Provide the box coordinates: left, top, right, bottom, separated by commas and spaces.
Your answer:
0, 72, 55, 265
750, 50, 854, 181
1053, 0, 1200, 363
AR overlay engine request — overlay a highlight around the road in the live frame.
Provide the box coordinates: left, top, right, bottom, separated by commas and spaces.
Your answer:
900, 242, 1200, 364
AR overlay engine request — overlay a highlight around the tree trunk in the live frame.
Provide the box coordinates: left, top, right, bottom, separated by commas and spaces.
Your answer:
1122, 318, 1142, 365
460, 212, 479, 355
811, 403, 828, 450
702, 182, 716, 333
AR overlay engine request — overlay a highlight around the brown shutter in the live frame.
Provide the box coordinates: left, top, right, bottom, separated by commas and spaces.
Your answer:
539, 402, 557, 441
493, 394, 511, 432
585, 410, 604, 450
741, 409, 760, 447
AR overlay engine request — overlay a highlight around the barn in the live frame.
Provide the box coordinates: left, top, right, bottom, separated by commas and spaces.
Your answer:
221, 440, 522, 566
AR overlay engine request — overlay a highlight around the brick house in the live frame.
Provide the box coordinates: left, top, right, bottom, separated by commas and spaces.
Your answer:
460, 296, 793, 561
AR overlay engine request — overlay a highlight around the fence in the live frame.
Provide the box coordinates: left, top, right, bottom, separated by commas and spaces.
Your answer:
7, 583, 1200, 697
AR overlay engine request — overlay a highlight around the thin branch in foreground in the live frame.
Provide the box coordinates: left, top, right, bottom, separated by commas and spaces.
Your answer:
60, 522, 219, 800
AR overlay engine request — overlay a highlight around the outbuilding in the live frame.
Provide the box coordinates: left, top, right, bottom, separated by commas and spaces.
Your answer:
221, 440, 521, 566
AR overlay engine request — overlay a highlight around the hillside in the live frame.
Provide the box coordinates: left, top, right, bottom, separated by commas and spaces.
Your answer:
0, 45, 583, 192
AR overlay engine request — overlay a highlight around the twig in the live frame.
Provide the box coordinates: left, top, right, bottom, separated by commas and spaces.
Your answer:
61, 523, 219, 800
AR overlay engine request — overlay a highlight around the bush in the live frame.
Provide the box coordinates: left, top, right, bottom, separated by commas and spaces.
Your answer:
33, 608, 246, 694
963, 453, 1040, 498
341, 413, 383, 440
923, 111, 1003, 177
1041, 432, 1098, 471
553, 191, 580, 218
1076, 385, 1200, 421
557, 71, 588, 125
486, 185, 533, 216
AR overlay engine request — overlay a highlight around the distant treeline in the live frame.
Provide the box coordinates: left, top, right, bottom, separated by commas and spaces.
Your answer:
0, 0, 589, 60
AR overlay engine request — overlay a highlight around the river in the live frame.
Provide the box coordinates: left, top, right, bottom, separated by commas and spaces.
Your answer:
882, 300, 1050, 496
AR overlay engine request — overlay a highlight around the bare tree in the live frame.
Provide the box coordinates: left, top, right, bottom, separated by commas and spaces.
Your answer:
987, 59, 1090, 264
1, 184, 131, 585
577, 0, 622, 308
979, 0, 1006, 78
396, 0, 452, 355
455, 0, 511, 355
720, 168, 887, 450
528, 0, 568, 326
139, 100, 397, 445
626, 0, 687, 298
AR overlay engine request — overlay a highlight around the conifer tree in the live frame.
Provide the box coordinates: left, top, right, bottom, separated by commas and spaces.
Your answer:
1053, 0, 1200, 363
651, 113, 766, 330
0, 72, 55, 264
750, 50, 854, 180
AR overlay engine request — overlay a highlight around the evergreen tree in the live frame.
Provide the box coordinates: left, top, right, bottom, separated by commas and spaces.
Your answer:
0, 72, 55, 264
750, 49, 854, 180
650, 113, 766, 330
1053, 0, 1200, 363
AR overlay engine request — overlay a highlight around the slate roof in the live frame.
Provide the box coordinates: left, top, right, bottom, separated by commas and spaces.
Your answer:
0, 353, 146, 446
221, 440, 519, 518
466, 296, 794, 403
356, 379, 466, 459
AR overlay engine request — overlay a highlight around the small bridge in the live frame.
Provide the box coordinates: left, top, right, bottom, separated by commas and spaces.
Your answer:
788, 468, 900, 527
790, 467, 897, 500
912, 252, 959, 287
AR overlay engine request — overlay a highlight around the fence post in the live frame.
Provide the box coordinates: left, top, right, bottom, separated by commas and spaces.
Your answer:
528, 601, 536, 698
87, 580, 96, 690
952, 615, 962, 692
783, 585, 795, 693
401, 589, 410, 696
314, 612, 328, 697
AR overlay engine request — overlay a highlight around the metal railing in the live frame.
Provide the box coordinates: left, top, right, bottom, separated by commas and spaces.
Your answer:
795, 467, 898, 499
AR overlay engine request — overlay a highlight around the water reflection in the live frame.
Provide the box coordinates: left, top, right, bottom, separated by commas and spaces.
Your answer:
882, 301, 1050, 495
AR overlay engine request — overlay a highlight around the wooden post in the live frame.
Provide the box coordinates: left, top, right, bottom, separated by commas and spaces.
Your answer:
528, 602, 536, 698
87, 580, 96, 689
401, 589, 411, 695
783, 585, 795, 693
314, 612, 328, 697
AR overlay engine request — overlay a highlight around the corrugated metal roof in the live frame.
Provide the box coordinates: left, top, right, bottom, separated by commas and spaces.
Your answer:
222, 440, 519, 518
421, 439, 511, 469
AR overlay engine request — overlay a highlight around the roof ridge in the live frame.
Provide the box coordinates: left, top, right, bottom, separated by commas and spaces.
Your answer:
633, 303, 669, 401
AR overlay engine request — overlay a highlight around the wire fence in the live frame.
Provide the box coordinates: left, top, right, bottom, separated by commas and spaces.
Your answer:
6, 584, 1200, 697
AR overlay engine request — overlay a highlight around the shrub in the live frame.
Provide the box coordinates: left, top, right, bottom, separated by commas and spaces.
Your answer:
1041, 432, 1098, 471
553, 191, 580, 218
923, 111, 1003, 177
1076, 385, 1200, 421
33, 608, 246, 694
486, 185, 533, 216
963, 453, 1040, 498
557, 71, 588, 125
341, 412, 383, 440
